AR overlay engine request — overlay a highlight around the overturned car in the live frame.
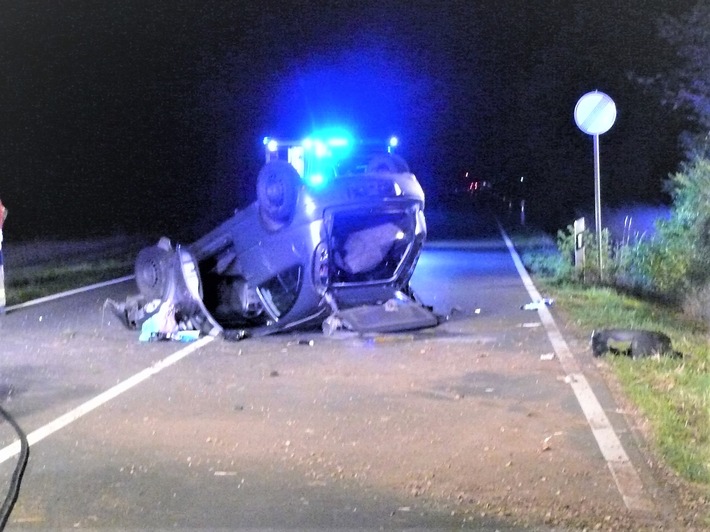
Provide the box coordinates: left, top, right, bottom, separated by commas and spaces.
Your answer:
116, 134, 437, 340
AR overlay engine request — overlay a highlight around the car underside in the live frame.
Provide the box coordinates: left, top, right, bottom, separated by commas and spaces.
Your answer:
112, 136, 438, 340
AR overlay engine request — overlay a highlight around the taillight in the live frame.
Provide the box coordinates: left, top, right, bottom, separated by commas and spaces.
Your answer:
313, 241, 329, 294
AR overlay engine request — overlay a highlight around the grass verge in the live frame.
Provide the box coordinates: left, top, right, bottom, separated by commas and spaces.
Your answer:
538, 282, 710, 482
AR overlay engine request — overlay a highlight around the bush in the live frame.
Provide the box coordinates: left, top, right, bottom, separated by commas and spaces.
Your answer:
632, 157, 710, 304
522, 222, 657, 295
554, 224, 617, 284
520, 248, 573, 281
520, 157, 710, 316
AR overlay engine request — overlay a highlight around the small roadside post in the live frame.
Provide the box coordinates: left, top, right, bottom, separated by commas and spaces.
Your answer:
0, 198, 6, 313
573, 217, 585, 277
574, 90, 616, 278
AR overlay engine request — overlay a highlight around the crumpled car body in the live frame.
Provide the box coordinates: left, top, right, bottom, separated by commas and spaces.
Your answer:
128, 138, 437, 338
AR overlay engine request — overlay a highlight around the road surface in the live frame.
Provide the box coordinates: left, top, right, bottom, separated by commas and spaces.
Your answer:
0, 209, 684, 530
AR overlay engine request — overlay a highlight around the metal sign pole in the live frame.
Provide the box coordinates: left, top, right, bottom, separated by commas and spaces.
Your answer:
593, 134, 603, 276
574, 90, 616, 281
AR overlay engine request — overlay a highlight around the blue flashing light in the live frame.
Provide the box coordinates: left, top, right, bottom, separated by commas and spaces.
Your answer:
297, 131, 354, 188
264, 129, 398, 189
307, 173, 325, 187
327, 137, 349, 147
388, 136, 399, 153
314, 140, 328, 158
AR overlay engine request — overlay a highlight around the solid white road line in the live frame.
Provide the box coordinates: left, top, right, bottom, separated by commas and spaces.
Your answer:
0, 335, 214, 465
499, 225, 653, 513
4, 275, 135, 312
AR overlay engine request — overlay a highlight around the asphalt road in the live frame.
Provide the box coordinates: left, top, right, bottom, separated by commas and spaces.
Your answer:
0, 208, 680, 530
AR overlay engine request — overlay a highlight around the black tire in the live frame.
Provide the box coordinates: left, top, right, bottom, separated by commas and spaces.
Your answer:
135, 245, 172, 301
256, 160, 301, 230
366, 153, 410, 174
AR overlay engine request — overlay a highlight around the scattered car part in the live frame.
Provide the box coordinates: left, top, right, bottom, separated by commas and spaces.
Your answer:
521, 298, 554, 310
590, 329, 680, 359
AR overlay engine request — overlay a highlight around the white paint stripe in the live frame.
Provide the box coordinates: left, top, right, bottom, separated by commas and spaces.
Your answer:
0, 335, 214, 464
499, 225, 652, 513
4, 275, 135, 312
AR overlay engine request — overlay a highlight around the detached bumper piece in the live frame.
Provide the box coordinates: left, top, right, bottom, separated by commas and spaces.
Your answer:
330, 293, 438, 334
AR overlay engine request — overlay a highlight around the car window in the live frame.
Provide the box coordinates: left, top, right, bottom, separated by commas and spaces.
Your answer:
257, 265, 303, 319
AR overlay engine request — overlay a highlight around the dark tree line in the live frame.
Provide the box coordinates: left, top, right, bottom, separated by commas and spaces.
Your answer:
0, 1, 703, 239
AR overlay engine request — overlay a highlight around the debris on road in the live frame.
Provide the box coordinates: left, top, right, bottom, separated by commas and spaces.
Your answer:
286, 339, 315, 346
541, 431, 564, 452
173, 330, 201, 342
104, 296, 205, 343
441, 306, 482, 322
365, 334, 415, 345
521, 298, 554, 310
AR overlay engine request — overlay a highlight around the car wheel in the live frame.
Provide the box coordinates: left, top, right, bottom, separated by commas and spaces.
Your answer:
135, 245, 173, 301
257, 160, 301, 230
366, 153, 410, 174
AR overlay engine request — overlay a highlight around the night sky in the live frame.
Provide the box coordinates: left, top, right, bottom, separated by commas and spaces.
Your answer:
0, 1, 698, 240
